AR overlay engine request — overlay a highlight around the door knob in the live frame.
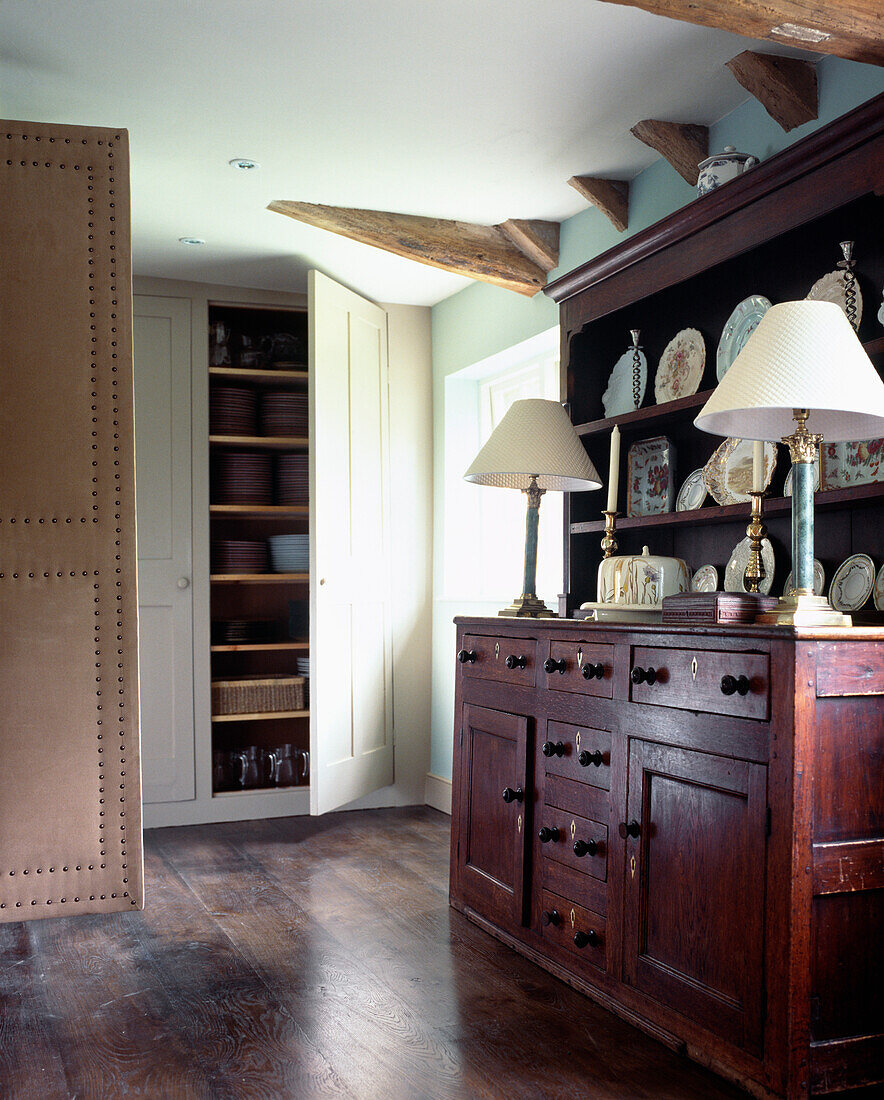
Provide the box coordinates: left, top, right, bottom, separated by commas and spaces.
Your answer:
541, 909, 561, 927
538, 826, 560, 844
501, 787, 524, 804
573, 929, 600, 949
505, 654, 527, 669
630, 665, 657, 685
457, 649, 477, 664
177, 576, 190, 589
720, 674, 750, 696
544, 657, 567, 674
573, 838, 598, 857
541, 740, 565, 758
582, 662, 604, 680
578, 749, 603, 767
618, 819, 641, 839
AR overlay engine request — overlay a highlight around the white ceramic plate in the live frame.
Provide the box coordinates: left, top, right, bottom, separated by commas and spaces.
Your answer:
691, 564, 718, 593
675, 468, 707, 512
807, 269, 863, 330
820, 438, 884, 490
703, 437, 777, 506
829, 553, 875, 612
782, 559, 825, 597
716, 295, 771, 380
784, 455, 821, 496
724, 536, 775, 595
874, 562, 884, 611
654, 328, 705, 404
626, 436, 675, 517
603, 347, 648, 418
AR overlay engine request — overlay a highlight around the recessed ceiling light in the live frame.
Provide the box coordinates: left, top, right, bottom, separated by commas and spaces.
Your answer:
178, 236, 206, 246
229, 157, 260, 171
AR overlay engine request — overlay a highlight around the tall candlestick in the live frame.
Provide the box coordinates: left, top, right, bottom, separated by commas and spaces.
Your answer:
606, 425, 620, 512
752, 440, 764, 493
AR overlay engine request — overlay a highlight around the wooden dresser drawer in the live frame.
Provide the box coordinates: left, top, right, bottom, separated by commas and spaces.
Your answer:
541, 640, 614, 698
630, 646, 769, 720
539, 806, 607, 882
542, 721, 611, 789
458, 633, 537, 687
540, 888, 606, 970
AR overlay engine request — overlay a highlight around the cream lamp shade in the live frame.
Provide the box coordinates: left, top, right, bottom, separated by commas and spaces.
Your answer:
464, 398, 601, 490
694, 300, 884, 440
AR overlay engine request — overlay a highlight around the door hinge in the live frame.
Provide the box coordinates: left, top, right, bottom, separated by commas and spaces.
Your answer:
766, 805, 772, 837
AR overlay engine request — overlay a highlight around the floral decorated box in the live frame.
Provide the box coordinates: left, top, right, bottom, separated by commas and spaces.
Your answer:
627, 435, 675, 516
821, 437, 883, 490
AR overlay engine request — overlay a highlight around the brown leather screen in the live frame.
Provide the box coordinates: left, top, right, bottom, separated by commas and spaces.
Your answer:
0, 120, 143, 921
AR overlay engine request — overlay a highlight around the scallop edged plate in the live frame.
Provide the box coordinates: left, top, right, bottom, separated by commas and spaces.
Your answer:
829, 553, 875, 612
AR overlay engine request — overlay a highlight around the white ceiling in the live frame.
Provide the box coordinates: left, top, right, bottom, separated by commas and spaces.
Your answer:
0, 1, 795, 305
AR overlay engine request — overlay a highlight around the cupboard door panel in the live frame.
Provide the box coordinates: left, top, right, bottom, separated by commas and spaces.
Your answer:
623, 740, 767, 1054
0, 120, 142, 921
456, 704, 530, 930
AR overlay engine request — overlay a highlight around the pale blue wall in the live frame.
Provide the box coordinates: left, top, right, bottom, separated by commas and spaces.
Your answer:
429, 56, 884, 783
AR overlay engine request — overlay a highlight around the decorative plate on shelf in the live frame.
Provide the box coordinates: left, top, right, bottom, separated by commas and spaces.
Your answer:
829, 553, 875, 612
691, 564, 719, 593
626, 436, 675, 517
702, 437, 777, 506
724, 536, 775, 595
874, 563, 884, 611
784, 454, 821, 496
675, 468, 708, 512
782, 559, 826, 597
654, 328, 705, 404
807, 270, 863, 330
716, 295, 771, 380
820, 438, 884, 490
603, 346, 648, 418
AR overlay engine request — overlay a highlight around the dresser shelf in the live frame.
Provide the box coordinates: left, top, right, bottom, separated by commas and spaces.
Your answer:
210, 572, 308, 585
210, 641, 309, 653
211, 709, 309, 723
209, 504, 308, 519
209, 365, 307, 385
209, 434, 308, 450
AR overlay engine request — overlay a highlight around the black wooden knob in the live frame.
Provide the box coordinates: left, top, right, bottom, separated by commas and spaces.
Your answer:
631, 665, 657, 685
582, 662, 604, 680
501, 786, 524, 804
457, 649, 477, 664
618, 819, 641, 839
573, 929, 600, 949
505, 653, 527, 669
578, 749, 603, 768
721, 673, 750, 696
573, 838, 598, 857
541, 909, 561, 927
538, 826, 560, 844
542, 740, 565, 758
544, 657, 567, 675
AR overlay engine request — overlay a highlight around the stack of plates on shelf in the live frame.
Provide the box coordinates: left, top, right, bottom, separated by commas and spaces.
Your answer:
260, 391, 308, 437
210, 387, 257, 436
214, 451, 274, 504
296, 655, 310, 703
276, 453, 309, 505
211, 619, 277, 645
211, 539, 269, 574
268, 533, 309, 573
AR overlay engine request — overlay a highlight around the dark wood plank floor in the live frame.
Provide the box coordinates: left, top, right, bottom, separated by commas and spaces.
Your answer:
1, 806, 757, 1099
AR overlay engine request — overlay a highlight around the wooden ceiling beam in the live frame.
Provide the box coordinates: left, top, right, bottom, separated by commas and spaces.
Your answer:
630, 120, 709, 185
568, 176, 630, 232
267, 201, 553, 296
726, 50, 818, 132
598, 1, 884, 67
498, 219, 560, 273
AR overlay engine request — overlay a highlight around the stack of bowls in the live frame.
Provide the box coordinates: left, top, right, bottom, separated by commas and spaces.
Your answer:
268, 533, 309, 573
296, 655, 310, 703
211, 539, 269, 574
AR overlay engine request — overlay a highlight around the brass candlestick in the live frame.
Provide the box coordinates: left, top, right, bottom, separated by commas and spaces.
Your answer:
743, 491, 767, 593
601, 511, 619, 559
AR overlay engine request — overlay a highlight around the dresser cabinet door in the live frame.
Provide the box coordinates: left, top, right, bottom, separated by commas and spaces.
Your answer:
454, 704, 531, 931
622, 740, 768, 1055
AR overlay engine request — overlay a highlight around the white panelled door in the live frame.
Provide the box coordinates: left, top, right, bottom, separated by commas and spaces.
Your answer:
309, 271, 394, 814
133, 295, 195, 804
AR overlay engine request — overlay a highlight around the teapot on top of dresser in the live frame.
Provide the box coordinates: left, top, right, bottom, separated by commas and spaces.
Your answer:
697, 145, 759, 196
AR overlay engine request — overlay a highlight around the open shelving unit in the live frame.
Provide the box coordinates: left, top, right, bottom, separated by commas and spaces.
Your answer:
545, 96, 884, 615
208, 302, 311, 796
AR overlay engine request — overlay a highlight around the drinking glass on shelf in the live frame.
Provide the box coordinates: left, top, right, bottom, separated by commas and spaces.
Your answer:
259, 747, 280, 787
276, 744, 297, 787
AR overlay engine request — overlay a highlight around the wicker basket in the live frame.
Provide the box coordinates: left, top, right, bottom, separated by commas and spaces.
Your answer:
212, 675, 305, 716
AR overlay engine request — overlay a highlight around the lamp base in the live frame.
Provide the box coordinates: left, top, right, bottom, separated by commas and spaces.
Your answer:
498, 594, 558, 618
756, 592, 852, 628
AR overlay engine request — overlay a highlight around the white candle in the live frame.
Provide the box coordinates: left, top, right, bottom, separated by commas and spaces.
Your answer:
752, 440, 764, 493
607, 425, 620, 512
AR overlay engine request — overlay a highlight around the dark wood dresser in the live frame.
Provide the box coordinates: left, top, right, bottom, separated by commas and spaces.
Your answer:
449, 616, 884, 1098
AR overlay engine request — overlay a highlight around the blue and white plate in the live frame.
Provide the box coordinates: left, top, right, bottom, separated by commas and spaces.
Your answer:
717, 295, 771, 381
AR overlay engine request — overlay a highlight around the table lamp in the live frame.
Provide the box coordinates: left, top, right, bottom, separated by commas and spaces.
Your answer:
695, 300, 884, 626
464, 398, 602, 617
